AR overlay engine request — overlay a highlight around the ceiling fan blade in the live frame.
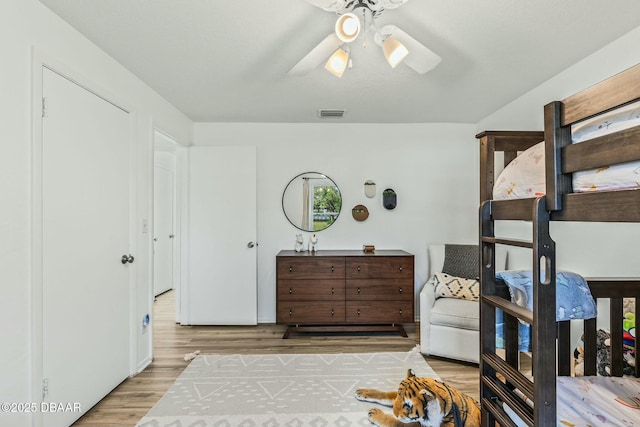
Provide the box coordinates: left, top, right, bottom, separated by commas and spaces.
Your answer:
303, 0, 409, 13
288, 33, 344, 77
303, 0, 346, 12
368, 0, 411, 11
379, 24, 441, 74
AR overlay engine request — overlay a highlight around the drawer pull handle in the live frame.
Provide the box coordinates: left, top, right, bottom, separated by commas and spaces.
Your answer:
331, 309, 335, 316
399, 309, 403, 315
289, 266, 293, 272
357, 266, 361, 272
331, 288, 334, 295
357, 288, 361, 294
331, 266, 334, 272
289, 309, 293, 317
398, 288, 402, 294
399, 266, 403, 272
289, 288, 293, 294
357, 309, 361, 316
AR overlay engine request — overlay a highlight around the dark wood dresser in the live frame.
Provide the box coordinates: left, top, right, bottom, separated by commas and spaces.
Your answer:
276, 249, 414, 338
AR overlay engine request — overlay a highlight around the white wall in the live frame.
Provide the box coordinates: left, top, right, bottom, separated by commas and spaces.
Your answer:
0, 1, 192, 425
476, 25, 640, 279
193, 123, 479, 323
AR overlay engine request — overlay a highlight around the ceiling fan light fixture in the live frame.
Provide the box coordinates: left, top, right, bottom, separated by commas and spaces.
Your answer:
335, 13, 361, 43
325, 47, 349, 78
382, 36, 409, 68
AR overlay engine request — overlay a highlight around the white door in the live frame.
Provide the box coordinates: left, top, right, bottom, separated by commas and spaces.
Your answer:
187, 146, 257, 325
154, 160, 175, 296
41, 67, 131, 427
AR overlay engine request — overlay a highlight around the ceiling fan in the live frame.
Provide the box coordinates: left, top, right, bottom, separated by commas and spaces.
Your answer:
288, 0, 441, 78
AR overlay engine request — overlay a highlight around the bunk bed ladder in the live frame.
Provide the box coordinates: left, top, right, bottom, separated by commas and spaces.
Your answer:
480, 197, 557, 427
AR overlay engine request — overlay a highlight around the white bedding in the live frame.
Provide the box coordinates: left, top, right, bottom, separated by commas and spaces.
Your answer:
493, 101, 640, 200
505, 376, 640, 426
493, 141, 545, 200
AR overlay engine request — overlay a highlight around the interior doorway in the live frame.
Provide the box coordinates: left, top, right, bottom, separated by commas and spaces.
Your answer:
153, 130, 183, 324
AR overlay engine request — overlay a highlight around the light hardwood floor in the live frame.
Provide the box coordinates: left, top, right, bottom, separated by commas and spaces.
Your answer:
72, 290, 480, 427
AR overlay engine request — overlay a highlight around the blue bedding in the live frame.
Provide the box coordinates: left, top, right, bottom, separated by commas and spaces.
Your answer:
494, 270, 597, 352
495, 309, 531, 352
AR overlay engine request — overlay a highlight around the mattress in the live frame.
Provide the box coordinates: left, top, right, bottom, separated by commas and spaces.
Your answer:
504, 376, 640, 426
493, 101, 640, 200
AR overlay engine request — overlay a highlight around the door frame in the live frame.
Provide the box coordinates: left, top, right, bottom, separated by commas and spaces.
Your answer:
153, 152, 176, 296
153, 129, 186, 324
30, 48, 138, 426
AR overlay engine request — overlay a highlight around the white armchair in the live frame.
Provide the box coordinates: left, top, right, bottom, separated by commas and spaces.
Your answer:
420, 244, 506, 364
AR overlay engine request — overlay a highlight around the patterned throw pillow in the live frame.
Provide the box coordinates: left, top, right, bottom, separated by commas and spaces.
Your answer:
433, 272, 480, 301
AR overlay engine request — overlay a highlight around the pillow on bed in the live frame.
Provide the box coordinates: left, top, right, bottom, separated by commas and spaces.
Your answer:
442, 244, 479, 279
493, 141, 546, 200
572, 100, 640, 143
573, 161, 640, 192
433, 272, 480, 301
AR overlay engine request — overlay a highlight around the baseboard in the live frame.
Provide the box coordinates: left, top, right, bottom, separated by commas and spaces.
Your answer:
135, 355, 153, 376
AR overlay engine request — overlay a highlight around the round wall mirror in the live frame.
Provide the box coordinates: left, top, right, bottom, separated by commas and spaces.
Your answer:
282, 172, 342, 232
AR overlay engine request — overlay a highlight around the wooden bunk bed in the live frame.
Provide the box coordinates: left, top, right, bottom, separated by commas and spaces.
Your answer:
476, 63, 640, 426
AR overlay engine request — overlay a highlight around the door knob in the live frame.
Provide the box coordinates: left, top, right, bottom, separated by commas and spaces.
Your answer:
247, 241, 257, 248
121, 254, 135, 264
169, 234, 174, 238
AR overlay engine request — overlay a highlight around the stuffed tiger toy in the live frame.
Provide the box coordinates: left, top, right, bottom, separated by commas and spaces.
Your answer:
355, 369, 480, 427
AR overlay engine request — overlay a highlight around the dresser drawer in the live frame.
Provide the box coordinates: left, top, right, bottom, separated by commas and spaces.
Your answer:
277, 301, 346, 324
345, 256, 414, 279
277, 279, 345, 301
345, 301, 414, 323
277, 257, 345, 280
346, 279, 413, 301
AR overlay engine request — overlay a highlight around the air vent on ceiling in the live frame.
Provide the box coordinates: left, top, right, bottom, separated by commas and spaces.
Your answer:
318, 109, 346, 118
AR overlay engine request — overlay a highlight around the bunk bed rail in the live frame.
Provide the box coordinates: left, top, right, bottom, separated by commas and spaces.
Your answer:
545, 63, 640, 212
480, 197, 558, 427
579, 280, 640, 378
477, 131, 544, 204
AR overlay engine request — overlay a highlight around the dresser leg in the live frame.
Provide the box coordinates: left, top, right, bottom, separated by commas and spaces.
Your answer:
395, 325, 408, 337
282, 326, 293, 339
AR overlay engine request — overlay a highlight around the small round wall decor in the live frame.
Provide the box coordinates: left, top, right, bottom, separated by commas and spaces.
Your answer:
352, 204, 369, 221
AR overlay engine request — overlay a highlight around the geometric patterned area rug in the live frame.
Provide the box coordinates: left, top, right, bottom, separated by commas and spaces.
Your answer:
136, 347, 439, 427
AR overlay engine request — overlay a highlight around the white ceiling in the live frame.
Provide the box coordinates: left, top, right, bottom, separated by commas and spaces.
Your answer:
38, 0, 640, 124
